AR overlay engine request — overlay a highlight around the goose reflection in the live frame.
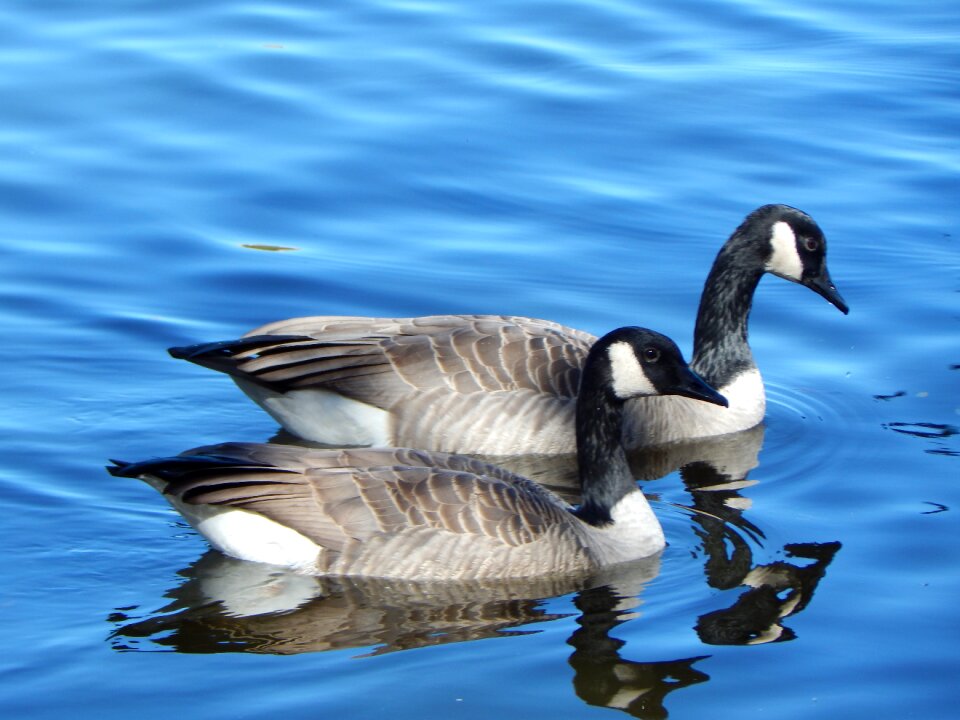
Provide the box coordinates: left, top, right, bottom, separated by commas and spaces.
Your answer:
671, 426, 842, 645
567, 583, 709, 718
109, 552, 707, 718
109, 551, 614, 655
693, 541, 841, 645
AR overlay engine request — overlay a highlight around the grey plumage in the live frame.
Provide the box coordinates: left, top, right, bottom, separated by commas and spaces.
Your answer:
115, 443, 595, 578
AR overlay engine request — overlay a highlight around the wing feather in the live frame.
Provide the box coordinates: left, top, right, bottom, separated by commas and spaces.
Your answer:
133, 444, 573, 553
171, 315, 596, 405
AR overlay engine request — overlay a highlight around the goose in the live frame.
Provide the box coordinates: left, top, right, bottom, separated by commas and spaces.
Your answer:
110, 327, 727, 580
170, 204, 847, 454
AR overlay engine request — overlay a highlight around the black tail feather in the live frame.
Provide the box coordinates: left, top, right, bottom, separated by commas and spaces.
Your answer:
167, 334, 314, 387
107, 453, 275, 481
168, 335, 312, 361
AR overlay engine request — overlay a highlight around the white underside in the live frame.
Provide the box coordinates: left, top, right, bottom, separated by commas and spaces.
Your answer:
194, 509, 322, 571
161, 489, 322, 572
237, 380, 391, 446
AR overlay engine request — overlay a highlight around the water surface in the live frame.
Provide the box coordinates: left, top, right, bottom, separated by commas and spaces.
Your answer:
1, 1, 957, 718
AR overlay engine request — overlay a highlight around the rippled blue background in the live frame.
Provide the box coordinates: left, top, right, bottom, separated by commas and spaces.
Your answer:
1, 1, 957, 718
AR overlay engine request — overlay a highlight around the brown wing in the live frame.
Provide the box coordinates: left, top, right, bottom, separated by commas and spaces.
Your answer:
141, 443, 575, 552
171, 315, 596, 407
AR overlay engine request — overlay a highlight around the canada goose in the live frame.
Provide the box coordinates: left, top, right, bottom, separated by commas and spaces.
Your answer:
111, 327, 727, 580
170, 204, 847, 454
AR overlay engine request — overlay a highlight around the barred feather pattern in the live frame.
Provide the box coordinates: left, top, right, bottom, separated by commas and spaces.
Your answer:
220, 315, 594, 454
235, 315, 590, 396
140, 443, 606, 580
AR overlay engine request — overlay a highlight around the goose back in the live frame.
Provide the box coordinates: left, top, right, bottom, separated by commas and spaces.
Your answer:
112, 442, 653, 580
176, 315, 592, 453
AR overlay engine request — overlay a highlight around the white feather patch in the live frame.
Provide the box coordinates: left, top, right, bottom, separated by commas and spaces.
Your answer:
195, 508, 322, 571
586, 490, 666, 563
161, 490, 323, 572
237, 381, 391, 446
765, 221, 803, 280
608, 341, 657, 399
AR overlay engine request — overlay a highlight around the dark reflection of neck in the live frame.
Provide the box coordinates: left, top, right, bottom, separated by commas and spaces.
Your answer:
680, 458, 766, 591
694, 541, 841, 645
567, 584, 709, 719
671, 441, 843, 646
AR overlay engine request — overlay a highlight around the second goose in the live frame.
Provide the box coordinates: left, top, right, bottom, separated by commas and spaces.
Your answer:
171, 204, 847, 454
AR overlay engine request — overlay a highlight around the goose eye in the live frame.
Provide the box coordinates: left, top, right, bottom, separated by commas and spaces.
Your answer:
642, 347, 661, 363
804, 237, 819, 252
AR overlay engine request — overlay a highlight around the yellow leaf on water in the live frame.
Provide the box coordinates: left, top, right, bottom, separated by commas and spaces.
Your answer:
241, 244, 299, 252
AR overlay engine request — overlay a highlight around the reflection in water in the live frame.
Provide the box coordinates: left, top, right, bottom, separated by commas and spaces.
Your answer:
873, 390, 907, 401
675, 427, 842, 645
110, 553, 711, 718
873, 379, 960, 457
473, 422, 842, 646
883, 421, 959, 457
568, 584, 709, 718
694, 541, 841, 645
109, 551, 603, 655
110, 555, 663, 656
109, 423, 841, 717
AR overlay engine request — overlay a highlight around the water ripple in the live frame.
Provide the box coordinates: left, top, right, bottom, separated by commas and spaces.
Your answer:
761, 380, 864, 484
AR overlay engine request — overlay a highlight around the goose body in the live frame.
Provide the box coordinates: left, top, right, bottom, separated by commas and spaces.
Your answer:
112, 328, 728, 580
171, 204, 848, 453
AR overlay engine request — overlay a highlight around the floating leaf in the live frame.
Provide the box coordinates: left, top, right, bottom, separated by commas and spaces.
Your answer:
241, 244, 299, 252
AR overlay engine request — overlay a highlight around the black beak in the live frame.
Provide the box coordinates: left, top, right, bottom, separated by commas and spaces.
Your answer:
804, 267, 849, 315
674, 367, 729, 408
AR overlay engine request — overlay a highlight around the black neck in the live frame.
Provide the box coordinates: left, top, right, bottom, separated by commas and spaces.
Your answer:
573, 374, 637, 527
690, 240, 765, 387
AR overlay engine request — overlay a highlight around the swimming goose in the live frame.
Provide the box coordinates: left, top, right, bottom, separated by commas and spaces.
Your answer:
111, 327, 727, 580
170, 204, 847, 453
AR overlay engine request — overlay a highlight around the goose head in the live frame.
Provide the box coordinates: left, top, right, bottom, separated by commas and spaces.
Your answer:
585, 327, 730, 408
575, 327, 726, 527
755, 204, 849, 314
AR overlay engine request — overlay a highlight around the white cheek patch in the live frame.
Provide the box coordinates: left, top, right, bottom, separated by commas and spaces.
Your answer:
765, 221, 804, 281
608, 341, 657, 399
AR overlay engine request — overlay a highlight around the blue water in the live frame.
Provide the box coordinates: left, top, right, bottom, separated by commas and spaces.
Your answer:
1, 0, 957, 718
